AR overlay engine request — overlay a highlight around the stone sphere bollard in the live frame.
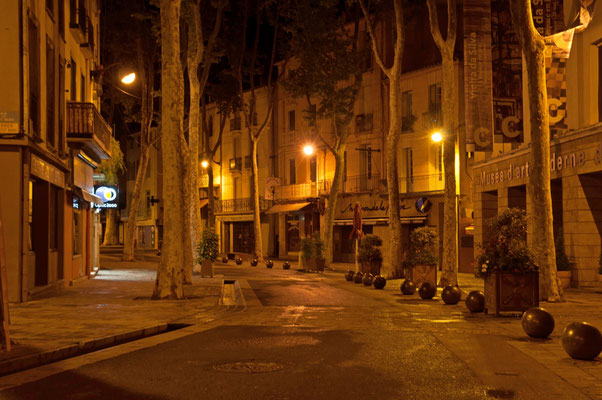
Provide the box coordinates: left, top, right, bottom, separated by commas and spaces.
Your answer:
222, 257, 228, 264
441, 285, 462, 305
465, 290, 485, 313
373, 276, 386, 289
283, 261, 291, 270
345, 270, 354, 281
250, 258, 258, 267
521, 307, 555, 339
266, 260, 274, 269
561, 322, 602, 360
354, 272, 364, 284
418, 282, 436, 299
400, 280, 416, 295
236, 257, 243, 265
362, 274, 374, 286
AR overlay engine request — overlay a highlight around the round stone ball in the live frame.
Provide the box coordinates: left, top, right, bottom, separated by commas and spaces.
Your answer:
221, 257, 228, 264
400, 280, 416, 295
283, 261, 291, 270
561, 322, 602, 360
250, 258, 258, 267
354, 272, 364, 284
235, 257, 243, 265
441, 285, 462, 305
362, 274, 374, 286
344, 270, 354, 281
266, 260, 274, 269
373, 276, 386, 289
465, 291, 485, 313
418, 282, 436, 299
521, 307, 555, 339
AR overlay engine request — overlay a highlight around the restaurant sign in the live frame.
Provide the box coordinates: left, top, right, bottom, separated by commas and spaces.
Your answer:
335, 194, 432, 220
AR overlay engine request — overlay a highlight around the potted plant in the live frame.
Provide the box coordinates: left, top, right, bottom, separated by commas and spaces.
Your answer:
196, 229, 220, 277
476, 208, 539, 315
555, 230, 572, 289
403, 227, 438, 288
313, 233, 326, 273
358, 234, 383, 276
300, 235, 316, 270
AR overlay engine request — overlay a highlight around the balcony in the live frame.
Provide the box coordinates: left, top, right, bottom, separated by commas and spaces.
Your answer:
274, 183, 321, 201
215, 197, 271, 214
399, 173, 444, 193
66, 102, 112, 160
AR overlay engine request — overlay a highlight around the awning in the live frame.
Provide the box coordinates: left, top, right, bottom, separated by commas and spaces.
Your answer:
265, 202, 311, 214
334, 216, 427, 225
199, 199, 209, 208
72, 186, 104, 205
217, 214, 255, 222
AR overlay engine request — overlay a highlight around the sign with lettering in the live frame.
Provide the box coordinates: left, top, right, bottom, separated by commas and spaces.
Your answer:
335, 194, 430, 220
0, 112, 19, 134
93, 186, 118, 209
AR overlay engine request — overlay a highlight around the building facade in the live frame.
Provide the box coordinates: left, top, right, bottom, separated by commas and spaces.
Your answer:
0, 0, 111, 302
471, 3, 602, 288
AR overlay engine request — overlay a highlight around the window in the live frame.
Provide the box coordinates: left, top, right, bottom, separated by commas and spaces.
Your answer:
406, 148, 413, 183
356, 113, 373, 133
58, 57, 65, 155
58, 0, 65, 39
437, 145, 443, 181
245, 112, 258, 127
46, 0, 54, 17
46, 37, 56, 148
289, 159, 296, 184
289, 110, 295, 131
80, 72, 85, 101
70, 58, 77, 101
428, 83, 442, 114
73, 209, 82, 255
49, 187, 59, 250
360, 32, 372, 72
230, 114, 241, 131
402, 91, 413, 132
28, 16, 40, 137
310, 157, 317, 182
343, 151, 347, 182
28, 181, 34, 251
233, 137, 240, 158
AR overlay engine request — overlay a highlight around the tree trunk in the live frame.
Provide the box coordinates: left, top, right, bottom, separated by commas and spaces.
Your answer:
102, 209, 119, 246
323, 148, 345, 265
510, 0, 563, 302
154, 0, 184, 299
181, 141, 194, 284
122, 146, 150, 261
385, 76, 403, 278
251, 138, 263, 260
439, 58, 458, 286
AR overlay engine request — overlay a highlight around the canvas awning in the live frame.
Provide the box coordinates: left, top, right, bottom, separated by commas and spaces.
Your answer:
199, 199, 209, 208
72, 186, 104, 205
265, 202, 311, 214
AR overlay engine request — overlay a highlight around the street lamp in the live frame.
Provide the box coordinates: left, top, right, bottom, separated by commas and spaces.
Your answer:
120, 72, 136, 84
201, 160, 209, 169
303, 144, 314, 156
431, 131, 443, 143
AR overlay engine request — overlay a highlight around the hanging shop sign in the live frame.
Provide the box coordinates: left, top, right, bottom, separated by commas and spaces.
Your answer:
94, 186, 118, 209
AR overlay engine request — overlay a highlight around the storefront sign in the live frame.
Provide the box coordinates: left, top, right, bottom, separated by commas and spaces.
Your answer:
478, 149, 590, 186
30, 155, 65, 188
94, 186, 118, 209
335, 194, 429, 220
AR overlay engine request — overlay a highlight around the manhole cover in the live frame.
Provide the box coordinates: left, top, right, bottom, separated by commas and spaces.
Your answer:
213, 361, 285, 373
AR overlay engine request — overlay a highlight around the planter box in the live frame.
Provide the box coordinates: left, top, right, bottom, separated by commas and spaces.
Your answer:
301, 257, 316, 270
484, 271, 539, 315
407, 264, 437, 289
315, 258, 325, 273
360, 261, 382, 276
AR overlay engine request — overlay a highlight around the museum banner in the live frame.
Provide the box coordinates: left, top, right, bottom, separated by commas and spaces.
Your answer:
463, 0, 493, 152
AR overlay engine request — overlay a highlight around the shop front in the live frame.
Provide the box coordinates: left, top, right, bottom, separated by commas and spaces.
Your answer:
473, 128, 602, 287
267, 202, 319, 260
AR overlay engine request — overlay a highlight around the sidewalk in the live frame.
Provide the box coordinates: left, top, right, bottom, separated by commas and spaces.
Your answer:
0, 252, 226, 375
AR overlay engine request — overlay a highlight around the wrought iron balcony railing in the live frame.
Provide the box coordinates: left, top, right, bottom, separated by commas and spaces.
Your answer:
215, 197, 271, 214
66, 102, 112, 160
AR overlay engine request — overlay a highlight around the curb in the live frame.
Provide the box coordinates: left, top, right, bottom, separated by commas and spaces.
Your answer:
0, 324, 169, 377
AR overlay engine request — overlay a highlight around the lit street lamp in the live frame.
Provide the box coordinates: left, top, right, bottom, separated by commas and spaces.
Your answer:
431, 131, 443, 143
120, 72, 136, 84
303, 144, 314, 156
201, 160, 209, 169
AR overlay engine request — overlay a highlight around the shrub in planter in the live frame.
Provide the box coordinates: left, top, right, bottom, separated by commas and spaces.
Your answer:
313, 233, 326, 273
476, 208, 539, 315
300, 236, 315, 270
358, 235, 383, 275
196, 229, 219, 277
403, 227, 438, 288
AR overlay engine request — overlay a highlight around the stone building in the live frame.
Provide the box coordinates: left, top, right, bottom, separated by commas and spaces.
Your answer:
0, 0, 111, 301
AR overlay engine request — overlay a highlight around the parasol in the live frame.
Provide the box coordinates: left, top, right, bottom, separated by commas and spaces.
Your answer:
350, 203, 363, 272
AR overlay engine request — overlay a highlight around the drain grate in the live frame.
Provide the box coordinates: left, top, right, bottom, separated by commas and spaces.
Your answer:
213, 361, 285, 373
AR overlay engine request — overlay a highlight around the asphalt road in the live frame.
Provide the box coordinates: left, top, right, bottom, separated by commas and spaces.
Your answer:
0, 266, 590, 400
